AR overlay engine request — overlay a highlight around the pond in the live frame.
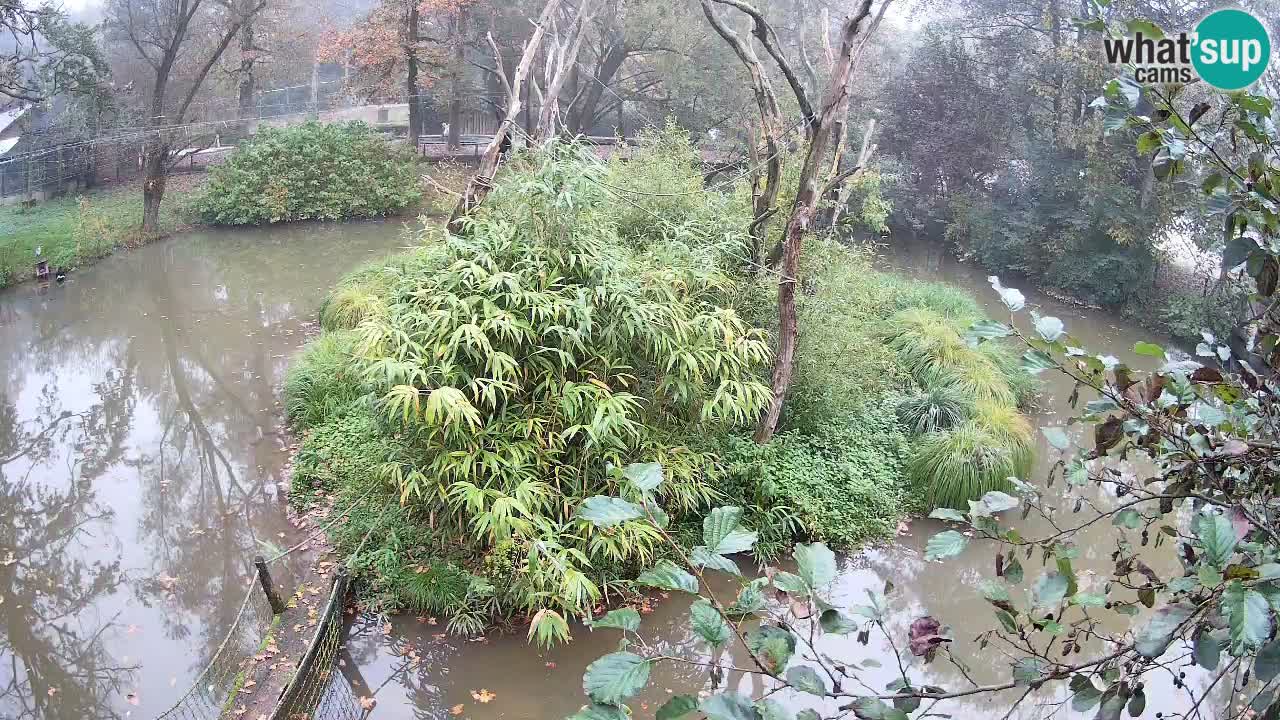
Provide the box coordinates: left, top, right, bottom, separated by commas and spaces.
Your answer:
340, 237, 1219, 720
0, 220, 411, 719
0, 220, 1216, 720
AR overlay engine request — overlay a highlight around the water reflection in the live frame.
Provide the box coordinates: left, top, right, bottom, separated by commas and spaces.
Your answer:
0, 220, 409, 718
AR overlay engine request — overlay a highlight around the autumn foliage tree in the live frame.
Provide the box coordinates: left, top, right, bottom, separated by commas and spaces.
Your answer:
317, 0, 477, 138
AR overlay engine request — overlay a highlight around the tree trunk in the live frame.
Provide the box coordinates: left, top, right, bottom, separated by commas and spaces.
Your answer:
446, 11, 466, 150
406, 0, 422, 138
747, 0, 876, 443
237, 21, 255, 119
142, 141, 168, 236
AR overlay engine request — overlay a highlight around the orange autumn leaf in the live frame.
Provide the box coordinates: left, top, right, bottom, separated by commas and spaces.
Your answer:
449, 704, 465, 716
470, 688, 495, 703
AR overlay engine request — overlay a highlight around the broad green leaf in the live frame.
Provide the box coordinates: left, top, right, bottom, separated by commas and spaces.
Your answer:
690, 599, 731, 648
1133, 341, 1165, 359
794, 542, 837, 589
703, 506, 757, 555
966, 320, 1013, 342
772, 571, 810, 596
699, 692, 756, 720
1127, 689, 1147, 717
589, 608, 640, 632
583, 652, 651, 705
981, 491, 1019, 513
1196, 513, 1238, 568
785, 665, 828, 696
1071, 592, 1106, 607
1005, 556, 1024, 584
727, 580, 767, 615
1034, 315, 1065, 342
746, 625, 796, 674
1135, 603, 1194, 657
995, 609, 1018, 633
576, 496, 643, 527
928, 508, 967, 522
637, 560, 699, 594
1012, 657, 1047, 685
1021, 349, 1057, 374
656, 695, 698, 720
1113, 509, 1142, 530
980, 580, 1011, 604
622, 462, 663, 492
1224, 581, 1272, 656
1041, 426, 1070, 450
851, 697, 908, 720
925, 530, 968, 561
1070, 674, 1103, 712
1193, 626, 1221, 670
1126, 18, 1163, 38
819, 608, 859, 634
690, 546, 742, 576
753, 699, 789, 720
1031, 572, 1069, 610
569, 704, 628, 720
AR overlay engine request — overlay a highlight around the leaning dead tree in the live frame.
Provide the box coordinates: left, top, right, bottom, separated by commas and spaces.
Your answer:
447, 0, 561, 233
702, 0, 878, 443
447, 0, 597, 232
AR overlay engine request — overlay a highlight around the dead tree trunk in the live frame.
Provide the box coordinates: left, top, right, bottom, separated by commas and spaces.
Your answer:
704, 0, 877, 443
816, 0, 890, 230
533, 0, 599, 142
700, 0, 784, 268
407, 0, 422, 139
447, 0, 561, 233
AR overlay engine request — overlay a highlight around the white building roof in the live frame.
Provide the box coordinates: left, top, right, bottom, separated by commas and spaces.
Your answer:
0, 137, 19, 157
0, 104, 29, 134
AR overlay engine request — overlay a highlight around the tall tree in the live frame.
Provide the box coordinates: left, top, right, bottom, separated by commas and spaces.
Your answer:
702, 0, 881, 442
0, 1, 105, 104
105, 0, 266, 234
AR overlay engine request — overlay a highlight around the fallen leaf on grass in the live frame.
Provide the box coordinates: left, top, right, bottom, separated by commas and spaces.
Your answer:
450, 704, 465, 716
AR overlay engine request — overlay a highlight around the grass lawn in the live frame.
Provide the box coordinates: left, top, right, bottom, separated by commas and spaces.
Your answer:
0, 181, 192, 289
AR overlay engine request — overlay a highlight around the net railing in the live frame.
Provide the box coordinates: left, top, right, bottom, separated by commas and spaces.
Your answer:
269, 570, 358, 720
152, 576, 278, 720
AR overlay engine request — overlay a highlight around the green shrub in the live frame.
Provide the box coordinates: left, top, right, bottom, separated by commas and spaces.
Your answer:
720, 403, 913, 552
282, 330, 367, 430
194, 122, 420, 225
291, 144, 768, 639
1152, 286, 1245, 345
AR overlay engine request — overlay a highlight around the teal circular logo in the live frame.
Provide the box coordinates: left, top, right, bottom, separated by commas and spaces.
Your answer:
1192, 9, 1271, 90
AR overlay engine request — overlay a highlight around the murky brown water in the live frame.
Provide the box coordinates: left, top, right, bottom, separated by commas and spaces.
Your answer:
0, 220, 1221, 720
0, 220, 410, 719
342, 239, 1225, 720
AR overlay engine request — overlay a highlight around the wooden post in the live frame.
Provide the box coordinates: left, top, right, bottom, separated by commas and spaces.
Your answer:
254, 555, 286, 614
